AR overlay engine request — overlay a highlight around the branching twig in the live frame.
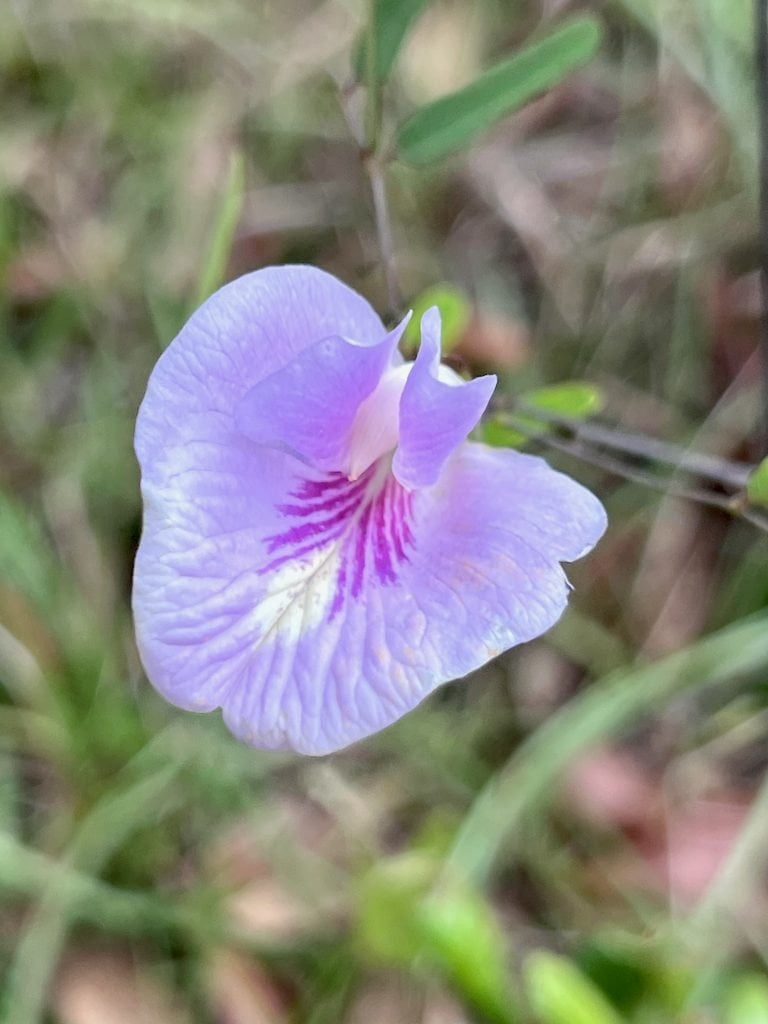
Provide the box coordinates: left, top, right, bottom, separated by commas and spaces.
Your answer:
502, 412, 768, 533
514, 405, 753, 490
530, 431, 753, 519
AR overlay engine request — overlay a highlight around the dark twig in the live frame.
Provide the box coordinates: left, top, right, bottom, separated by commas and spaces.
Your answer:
502, 414, 768, 533
533, 433, 751, 518
515, 405, 753, 490
757, 0, 768, 449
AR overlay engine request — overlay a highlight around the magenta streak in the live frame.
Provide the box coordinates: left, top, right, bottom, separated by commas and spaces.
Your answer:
389, 482, 412, 561
261, 468, 416, 620
350, 503, 373, 598
388, 490, 406, 562
259, 520, 349, 575
277, 476, 369, 518
291, 474, 349, 499
292, 468, 372, 500
371, 487, 396, 583
329, 554, 347, 619
265, 495, 362, 553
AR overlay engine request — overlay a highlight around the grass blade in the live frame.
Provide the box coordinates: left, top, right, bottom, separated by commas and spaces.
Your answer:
448, 612, 768, 887
193, 148, 245, 310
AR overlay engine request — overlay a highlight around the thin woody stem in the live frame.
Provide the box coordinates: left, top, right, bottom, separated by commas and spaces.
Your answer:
364, 0, 381, 150
503, 413, 768, 532
363, 0, 401, 317
338, 75, 402, 317
367, 155, 401, 316
514, 405, 753, 490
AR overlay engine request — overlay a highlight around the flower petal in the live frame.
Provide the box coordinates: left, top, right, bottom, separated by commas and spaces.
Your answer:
234, 317, 408, 471
135, 265, 386, 482
215, 444, 604, 754
134, 266, 386, 713
393, 307, 496, 489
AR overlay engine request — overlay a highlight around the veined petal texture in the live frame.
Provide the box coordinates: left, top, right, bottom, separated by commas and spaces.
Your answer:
133, 266, 607, 754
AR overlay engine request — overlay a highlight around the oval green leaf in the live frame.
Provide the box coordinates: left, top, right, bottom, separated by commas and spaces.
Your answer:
525, 951, 626, 1024
483, 418, 535, 449
403, 283, 471, 355
357, 853, 517, 1023
420, 890, 516, 1024
747, 456, 768, 507
726, 973, 768, 1024
397, 15, 602, 165
357, 853, 434, 964
522, 380, 605, 420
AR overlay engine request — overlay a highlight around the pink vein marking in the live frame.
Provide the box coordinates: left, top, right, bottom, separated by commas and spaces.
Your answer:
262, 466, 415, 618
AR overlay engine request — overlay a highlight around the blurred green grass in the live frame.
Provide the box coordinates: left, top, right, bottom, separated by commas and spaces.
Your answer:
3, 0, 768, 1021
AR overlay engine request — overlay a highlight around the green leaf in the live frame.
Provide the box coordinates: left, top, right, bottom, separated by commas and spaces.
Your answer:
725, 974, 768, 1024
746, 456, 768, 506
397, 16, 602, 165
483, 418, 534, 449
193, 148, 245, 310
700, 0, 752, 53
358, 852, 434, 964
420, 889, 516, 1024
4, 765, 184, 1024
356, 0, 431, 84
526, 952, 626, 1024
403, 283, 471, 355
575, 937, 652, 1013
522, 380, 605, 420
358, 853, 518, 1023
483, 381, 603, 449
0, 490, 60, 614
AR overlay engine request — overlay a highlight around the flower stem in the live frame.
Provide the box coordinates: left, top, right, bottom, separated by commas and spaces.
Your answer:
367, 155, 401, 317
364, 0, 382, 151
360, 0, 401, 317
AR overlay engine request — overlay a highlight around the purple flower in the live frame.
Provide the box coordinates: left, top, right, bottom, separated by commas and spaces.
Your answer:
133, 266, 606, 755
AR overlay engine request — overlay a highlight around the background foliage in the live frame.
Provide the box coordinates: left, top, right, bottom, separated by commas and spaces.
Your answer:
2, 0, 768, 1021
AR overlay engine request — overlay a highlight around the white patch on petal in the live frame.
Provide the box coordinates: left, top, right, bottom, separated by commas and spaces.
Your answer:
251, 542, 342, 643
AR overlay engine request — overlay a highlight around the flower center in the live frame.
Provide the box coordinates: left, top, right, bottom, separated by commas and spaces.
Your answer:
346, 363, 412, 481
262, 463, 416, 621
